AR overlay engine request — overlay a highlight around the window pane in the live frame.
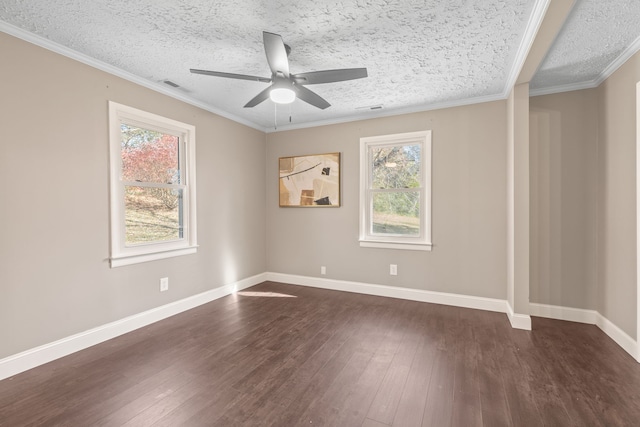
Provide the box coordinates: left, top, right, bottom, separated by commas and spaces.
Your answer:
372, 192, 420, 236
121, 124, 180, 184
124, 186, 183, 245
371, 144, 421, 189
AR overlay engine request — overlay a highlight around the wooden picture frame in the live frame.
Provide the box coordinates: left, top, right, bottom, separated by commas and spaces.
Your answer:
279, 152, 341, 207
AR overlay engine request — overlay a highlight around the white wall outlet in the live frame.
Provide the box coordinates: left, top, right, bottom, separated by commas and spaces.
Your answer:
160, 277, 169, 292
321, 266, 326, 275
390, 264, 398, 276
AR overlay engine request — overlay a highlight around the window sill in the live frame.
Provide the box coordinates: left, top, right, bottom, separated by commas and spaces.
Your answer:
110, 246, 198, 267
359, 240, 432, 251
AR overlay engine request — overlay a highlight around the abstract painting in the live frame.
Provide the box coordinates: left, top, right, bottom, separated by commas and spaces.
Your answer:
279, 152, 340, 207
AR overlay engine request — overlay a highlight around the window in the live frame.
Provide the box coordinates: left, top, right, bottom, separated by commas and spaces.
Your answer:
359, 130, 432, 251
108, 102, 197, 267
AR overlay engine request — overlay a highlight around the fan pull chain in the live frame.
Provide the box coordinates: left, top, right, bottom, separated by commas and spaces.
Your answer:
274, 103, 278, 130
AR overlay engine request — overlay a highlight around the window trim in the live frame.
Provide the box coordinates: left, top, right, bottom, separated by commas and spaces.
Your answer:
108, 101, 197, 267
359, 130, 432, 251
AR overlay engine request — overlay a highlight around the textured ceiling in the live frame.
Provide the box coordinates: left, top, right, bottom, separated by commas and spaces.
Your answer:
531, 0, 640, 93
1, 1, 639, 131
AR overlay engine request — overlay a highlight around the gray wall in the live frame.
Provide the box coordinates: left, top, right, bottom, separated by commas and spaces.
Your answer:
508, 83, 532, 315
266, 102, 508, 300
529, 89, 599, 310
2, 27, 638, 361
529, 50, 640, 339
0, 32, 267, 359
597, 51, 639, 338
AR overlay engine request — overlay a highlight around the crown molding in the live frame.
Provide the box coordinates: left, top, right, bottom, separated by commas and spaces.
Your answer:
502, 0, 551, 97
529, 79, 599, 97
530, 33, 640, 98
0, 21, 266, 132
6, 9, 638, 133
265, 92, 507, 133
595, 33, 640, 86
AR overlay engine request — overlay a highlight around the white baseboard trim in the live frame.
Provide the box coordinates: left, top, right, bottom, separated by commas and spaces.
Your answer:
530, 302, 639, 363
529, 302, 598, 324
266, 272, 508, 314
8, 274, 635, 382
0, 273, 266, 381
506, 302, 532, 330
595, 313, 639, 362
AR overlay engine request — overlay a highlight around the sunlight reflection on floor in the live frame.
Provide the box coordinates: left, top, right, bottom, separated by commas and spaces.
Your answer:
236, 291, 297, 298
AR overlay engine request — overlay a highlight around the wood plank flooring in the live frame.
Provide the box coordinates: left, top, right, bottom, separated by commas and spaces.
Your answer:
2, 281, 640, 426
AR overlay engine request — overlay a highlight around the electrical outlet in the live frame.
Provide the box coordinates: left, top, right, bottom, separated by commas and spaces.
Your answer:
321, 266, 326, 275
390, 264, 398, 276
160, 277, 169, 292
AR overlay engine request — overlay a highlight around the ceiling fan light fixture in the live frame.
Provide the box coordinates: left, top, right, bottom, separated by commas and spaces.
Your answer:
190, 31, 366, 110
270, 87, 296, 104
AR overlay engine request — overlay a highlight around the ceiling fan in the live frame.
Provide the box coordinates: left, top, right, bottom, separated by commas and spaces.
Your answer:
190, 31, 368, 110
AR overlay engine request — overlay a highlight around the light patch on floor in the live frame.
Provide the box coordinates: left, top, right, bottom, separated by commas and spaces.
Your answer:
237, 291, 297, 298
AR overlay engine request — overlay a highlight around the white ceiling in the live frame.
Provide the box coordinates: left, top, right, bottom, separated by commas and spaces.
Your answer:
1, 0, 639, 131
531, 0, 640, 94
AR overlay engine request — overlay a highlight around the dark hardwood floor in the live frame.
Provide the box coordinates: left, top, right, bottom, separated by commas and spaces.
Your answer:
1, 281, 640, 426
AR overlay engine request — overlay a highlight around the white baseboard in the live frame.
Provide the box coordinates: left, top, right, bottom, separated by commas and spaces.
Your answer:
9, 273, 635, 382
268, 273, 538, 331
0, 273, 267, 381
530, 302, 639, 363
506, 301, 532, 330
266, 272, 509, 314
529, 302, 598, 324
595, 313, 639, 362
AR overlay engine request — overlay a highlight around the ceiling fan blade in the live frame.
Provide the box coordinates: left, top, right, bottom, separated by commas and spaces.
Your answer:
294, 85, 330, 109
263, 32, 290, 78
292, 68, 368, 85
190, 69, 271, 83
244, 86, 273, 108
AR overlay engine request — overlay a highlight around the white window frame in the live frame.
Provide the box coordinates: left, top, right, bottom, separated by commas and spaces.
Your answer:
359, 130, 432, 251
108, 101, 197, 267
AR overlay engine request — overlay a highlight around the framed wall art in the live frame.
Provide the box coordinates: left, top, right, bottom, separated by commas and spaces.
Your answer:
279, 152, 341, 207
